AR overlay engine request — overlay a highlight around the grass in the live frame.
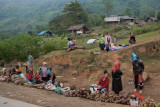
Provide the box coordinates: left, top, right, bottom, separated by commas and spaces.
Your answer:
43, 50, 68, 58
117, 29, 160, 45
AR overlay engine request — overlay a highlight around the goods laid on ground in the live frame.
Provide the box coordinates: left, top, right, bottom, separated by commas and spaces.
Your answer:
45, 84, 56, 91
65, 89, 131, 105
140, 96, 157, 107
0, 74, 157, 106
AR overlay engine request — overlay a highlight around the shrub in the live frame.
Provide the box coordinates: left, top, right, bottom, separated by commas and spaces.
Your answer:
0, 34, 67, 62
114, 26, 123, 32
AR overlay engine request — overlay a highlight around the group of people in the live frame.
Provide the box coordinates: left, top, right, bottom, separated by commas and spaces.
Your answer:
97, 52, 144, 95
99, 32, 136, 52
3, 55, 57, 86
99, 32, 117, 52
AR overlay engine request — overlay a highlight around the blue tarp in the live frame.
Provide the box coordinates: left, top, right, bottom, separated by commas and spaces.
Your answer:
38, 31, 53, 36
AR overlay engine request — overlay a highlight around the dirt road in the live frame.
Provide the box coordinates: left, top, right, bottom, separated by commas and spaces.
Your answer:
0, 82, 128, 107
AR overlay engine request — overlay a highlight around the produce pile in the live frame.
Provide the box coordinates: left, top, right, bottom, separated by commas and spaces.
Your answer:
65, 88, 131, 105
140, 96, 157, 107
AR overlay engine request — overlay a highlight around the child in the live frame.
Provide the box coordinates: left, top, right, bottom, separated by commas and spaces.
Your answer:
113, 36, 117, 46
15, 65, 22, 75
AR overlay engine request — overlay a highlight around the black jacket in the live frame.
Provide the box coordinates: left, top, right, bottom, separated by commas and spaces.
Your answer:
132, 60, 144, 75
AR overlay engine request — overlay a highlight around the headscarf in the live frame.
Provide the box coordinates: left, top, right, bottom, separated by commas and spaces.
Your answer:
43, 62, 47, 66
112, 60, 120, 73
28, 55, 33, 63
131, 52, 138, 62
130, 33, 133, 38
104, 70, 108, 74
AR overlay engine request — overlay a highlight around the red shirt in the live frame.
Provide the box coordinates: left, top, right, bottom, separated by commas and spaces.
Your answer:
98, 76, 109, 91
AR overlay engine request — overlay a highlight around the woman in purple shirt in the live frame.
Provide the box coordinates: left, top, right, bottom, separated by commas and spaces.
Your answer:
39, 62, 51, 82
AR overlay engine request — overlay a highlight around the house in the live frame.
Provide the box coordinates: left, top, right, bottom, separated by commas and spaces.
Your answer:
120, 16, 134, 24
144, 17, 158, 23
67, 24, 89, 35
104, 15, 134, 26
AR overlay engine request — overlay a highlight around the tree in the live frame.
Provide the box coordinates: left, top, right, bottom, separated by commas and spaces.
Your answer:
157, 11, 160, 20
143, 7, 156, 18
122, 7, 132, 16
104, 0, 114, 16
62, 0, 88, 26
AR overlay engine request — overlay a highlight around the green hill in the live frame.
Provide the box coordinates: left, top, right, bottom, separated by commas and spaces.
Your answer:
0, 0, 159, 35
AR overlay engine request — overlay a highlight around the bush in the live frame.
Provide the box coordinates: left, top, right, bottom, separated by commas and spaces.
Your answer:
42, 36, 67, 54
0, 34, 67, 62
114, 26, 123, 32
132, 24, 160, 35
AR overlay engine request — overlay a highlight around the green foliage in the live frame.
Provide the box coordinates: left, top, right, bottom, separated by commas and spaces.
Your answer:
42, 36, 67, 54
0, 34, 67, 62
86, 14, 106, 27
0, 34, 42, 61
132, 24, 160, 35
122, 7, 132, 16
157, 11, 160, 20
62, 0, 88, 26
104, 0, 114, 16
0, 33, 12, 40
114, 26, 123, 32
143, 7, 156, 18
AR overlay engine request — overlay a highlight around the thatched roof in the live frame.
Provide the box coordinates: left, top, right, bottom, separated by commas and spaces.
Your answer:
144, 17, 158, 22
67, 24, 89, 31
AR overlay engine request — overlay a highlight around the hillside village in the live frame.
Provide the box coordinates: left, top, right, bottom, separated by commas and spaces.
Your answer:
0, 0, 160, 107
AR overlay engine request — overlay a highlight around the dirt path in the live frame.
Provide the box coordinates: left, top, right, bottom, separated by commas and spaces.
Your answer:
0, 82, 129, 107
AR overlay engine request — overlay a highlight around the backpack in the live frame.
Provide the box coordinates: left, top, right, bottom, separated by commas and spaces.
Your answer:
133, 60, 142, 74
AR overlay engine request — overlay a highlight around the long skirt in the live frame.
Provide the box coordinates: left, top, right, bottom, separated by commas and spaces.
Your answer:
112, 78, 122, 94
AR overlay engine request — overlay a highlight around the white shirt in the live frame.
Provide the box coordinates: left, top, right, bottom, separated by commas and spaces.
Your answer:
105, 35, 112, 45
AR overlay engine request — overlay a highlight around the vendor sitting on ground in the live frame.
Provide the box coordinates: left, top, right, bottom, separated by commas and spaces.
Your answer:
97, 70, 110, 94
9, 65, 16, 76
46, 67, 58, 86
67, 38, 76, 51
15, 65, 22, 75
32, 70, 43, 84
129, 33, 136, 44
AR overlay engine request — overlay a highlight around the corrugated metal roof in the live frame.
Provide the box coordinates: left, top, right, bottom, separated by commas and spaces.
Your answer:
104, 17, 120, 22
104, 16, 134, 22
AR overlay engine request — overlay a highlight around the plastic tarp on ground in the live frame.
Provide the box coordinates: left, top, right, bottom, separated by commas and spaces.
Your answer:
109, 44, 133, 51
87, 39, 97, 44
38, 31, 53, 36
